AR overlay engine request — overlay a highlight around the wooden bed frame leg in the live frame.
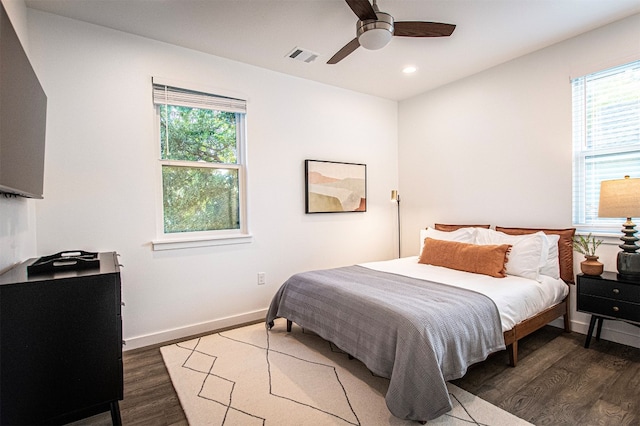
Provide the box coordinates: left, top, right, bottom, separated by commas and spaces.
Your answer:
563, 312, 571, 332
507, 341, 518, 367
286, 319, 292, 332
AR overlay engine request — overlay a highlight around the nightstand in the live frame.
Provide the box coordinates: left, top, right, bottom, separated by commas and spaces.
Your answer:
576, 272, 640, 348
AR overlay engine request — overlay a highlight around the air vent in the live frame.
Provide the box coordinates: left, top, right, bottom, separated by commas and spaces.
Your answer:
286, 47, 319, 64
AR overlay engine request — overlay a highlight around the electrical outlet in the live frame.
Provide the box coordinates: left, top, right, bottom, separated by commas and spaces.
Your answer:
257, 272, 266, 285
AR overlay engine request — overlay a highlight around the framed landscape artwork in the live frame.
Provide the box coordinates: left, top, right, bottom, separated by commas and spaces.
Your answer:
305, 160, 367, 213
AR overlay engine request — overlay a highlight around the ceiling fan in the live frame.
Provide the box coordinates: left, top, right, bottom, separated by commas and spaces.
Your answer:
327, 0, 456, 64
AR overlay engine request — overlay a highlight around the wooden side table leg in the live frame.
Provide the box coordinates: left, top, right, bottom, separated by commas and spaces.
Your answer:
585, 315, 597, 348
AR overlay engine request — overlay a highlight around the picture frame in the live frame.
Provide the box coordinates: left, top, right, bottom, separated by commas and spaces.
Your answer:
305, 159, 367, 213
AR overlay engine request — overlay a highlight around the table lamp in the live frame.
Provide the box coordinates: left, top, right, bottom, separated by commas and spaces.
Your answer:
598, 175, 640, 278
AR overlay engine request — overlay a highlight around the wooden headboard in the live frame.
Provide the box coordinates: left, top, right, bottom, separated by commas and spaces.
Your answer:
434, 223, 490, 231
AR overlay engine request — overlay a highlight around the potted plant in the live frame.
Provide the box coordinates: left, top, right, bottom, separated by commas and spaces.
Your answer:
572, 233, 604, 276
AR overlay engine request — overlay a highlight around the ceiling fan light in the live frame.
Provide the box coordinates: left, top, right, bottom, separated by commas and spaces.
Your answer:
359, 28, 393, 50
357, 12, 394, 51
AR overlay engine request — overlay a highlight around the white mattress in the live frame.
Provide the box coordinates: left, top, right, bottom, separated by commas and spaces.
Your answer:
359, 256, 569, 332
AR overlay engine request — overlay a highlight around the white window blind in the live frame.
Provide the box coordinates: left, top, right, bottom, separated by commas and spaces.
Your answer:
152, 82, 246, 113
572, 60, 640, 230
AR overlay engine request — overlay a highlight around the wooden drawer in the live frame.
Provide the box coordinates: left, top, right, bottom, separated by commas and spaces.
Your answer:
577, 294, 640, 323
579, 278, 640, 303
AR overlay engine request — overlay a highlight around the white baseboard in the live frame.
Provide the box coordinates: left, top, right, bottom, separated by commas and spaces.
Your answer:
123, 309, 268, 351
124, 309, 639, 352
549, 317, 640, 349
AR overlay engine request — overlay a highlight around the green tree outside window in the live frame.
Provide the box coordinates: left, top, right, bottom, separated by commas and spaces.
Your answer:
159, 104, 241, 233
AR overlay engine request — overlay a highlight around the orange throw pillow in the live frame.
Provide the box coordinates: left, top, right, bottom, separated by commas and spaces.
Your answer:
419, 238, 511, 278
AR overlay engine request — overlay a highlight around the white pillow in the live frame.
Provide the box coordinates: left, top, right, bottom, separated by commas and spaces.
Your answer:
540, 234, 560, 279
475, 228, 546, 281
419, 227, 477, 253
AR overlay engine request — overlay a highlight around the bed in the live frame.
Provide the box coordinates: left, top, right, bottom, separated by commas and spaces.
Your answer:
266, 225, 575, 422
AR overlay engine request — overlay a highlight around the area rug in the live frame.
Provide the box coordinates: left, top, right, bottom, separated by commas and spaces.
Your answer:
160, 319, 531, 425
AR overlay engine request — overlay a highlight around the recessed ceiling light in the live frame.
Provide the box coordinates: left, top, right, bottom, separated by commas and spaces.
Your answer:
402, 66, 417, 74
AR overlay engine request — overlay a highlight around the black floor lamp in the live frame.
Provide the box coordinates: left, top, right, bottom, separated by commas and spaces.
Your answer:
391, 190, 401, 258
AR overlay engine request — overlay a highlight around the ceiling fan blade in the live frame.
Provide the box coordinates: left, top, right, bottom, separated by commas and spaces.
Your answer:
327, 38, 361, 64
394, 21, 456, 37
345, 0, 377, 21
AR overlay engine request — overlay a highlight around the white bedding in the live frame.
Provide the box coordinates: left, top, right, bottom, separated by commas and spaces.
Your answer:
359, 256, 569, 332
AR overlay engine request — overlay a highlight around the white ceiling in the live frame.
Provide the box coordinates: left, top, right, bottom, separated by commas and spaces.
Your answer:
24, 0, 640, 101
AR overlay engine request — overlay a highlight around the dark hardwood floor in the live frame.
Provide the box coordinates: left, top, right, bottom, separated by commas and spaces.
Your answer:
453, 326, 640, 425
67, 343, 187, 426
74, 325, 639, 425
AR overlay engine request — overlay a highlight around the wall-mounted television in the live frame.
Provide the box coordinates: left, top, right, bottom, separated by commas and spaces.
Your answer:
0, 2, 47, 199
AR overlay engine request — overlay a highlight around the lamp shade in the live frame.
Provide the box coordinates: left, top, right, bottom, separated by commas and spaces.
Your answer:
598, 176, 640, 218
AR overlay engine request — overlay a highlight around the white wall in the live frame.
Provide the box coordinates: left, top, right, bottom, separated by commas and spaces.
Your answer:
26, 10, 398, 349
0, 197, 36, 273
398, 14, 640, 348
0, 0, 37, 273
1, 0, 26, 41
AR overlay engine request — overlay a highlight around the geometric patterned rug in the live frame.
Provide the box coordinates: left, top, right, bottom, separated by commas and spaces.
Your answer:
160, 319, 532, 425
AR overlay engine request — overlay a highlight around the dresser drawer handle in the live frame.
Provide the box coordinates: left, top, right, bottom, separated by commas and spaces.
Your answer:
612, 288, 620, 294
612, 306, 620, 312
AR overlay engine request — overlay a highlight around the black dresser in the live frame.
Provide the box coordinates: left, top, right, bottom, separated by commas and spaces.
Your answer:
0, 252, 123, 425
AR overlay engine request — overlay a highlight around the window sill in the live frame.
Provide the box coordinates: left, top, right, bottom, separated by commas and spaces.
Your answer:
574, 229, 626, 246
152, 233, 253, 251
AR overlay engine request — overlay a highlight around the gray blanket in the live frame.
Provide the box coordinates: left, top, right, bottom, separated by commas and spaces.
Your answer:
266, 265, 505, 421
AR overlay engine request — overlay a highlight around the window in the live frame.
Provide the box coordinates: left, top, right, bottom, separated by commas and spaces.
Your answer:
572, 60, 640, 231
152, 78, 249, 247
